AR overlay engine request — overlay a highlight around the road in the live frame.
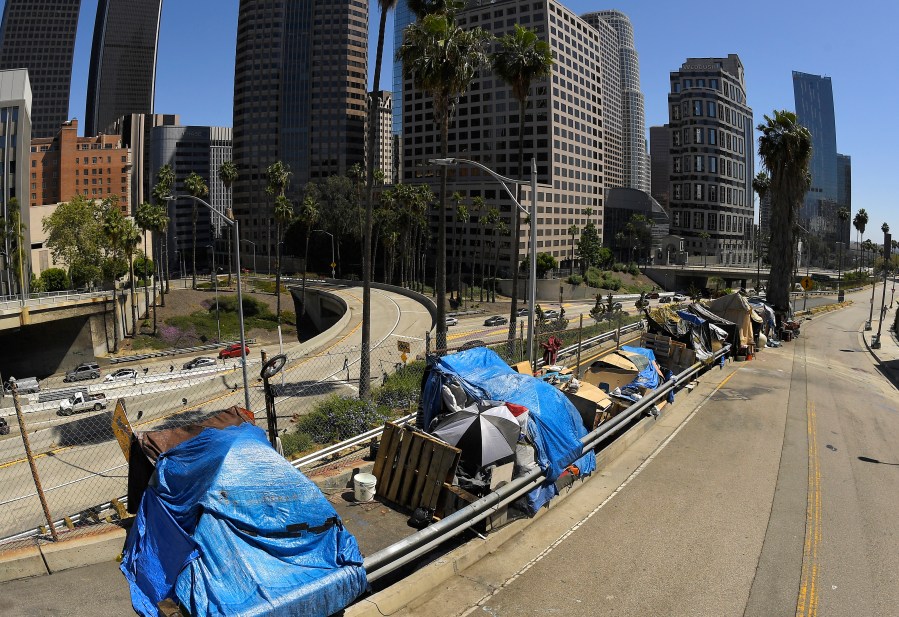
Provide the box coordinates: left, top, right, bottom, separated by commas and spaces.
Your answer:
0, 284, 434, 540
393, 286, 898, 616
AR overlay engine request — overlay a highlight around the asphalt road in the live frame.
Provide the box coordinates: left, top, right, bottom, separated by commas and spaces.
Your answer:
397, 287, 898, 616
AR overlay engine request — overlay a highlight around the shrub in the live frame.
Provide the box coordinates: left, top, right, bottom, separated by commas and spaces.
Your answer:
375, 360, 426, 411
627, 263, 640, 276
41, 267, 70, 292
295, 396, 389, 444
566, 274, 583, 286
212, 294, 270, 318
611, 262, 626, 273
280, 431, 315, 459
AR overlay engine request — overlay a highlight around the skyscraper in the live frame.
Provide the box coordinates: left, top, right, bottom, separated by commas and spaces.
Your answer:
85, 0, 163, 136
0, 69, 31, 294
649, 125, 671, 211
793, 71, 848, 243
666, 55, 755, 266
0, 0, 81, 139
582, 10, 648, 193
232, 0, 368, 261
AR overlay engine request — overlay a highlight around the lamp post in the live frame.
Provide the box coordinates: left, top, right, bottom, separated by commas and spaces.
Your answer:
166, 195, 250, 410
430, 157, 542, 367
240, 239, 257, 276
207, 245, 221, 342
872, 227, 891, 349
313, 229, 336, 279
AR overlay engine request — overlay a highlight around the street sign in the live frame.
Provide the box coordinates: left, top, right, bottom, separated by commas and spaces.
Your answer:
397, 340, 411, 353
330, 262, 337, 269
111, 398, 133, 461
800, 276, 814, 291
401, 352, 408, 364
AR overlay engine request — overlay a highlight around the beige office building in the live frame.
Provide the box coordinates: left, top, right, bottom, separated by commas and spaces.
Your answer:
401, 0, 612, 276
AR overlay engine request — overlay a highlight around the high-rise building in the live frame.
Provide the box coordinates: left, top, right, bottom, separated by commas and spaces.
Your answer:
582, 10, 648, 193
150, 125, 232, 275
392, 0, 415, 137
29, 118, 132, 212
583, 14, 622, 190
0, 69, 31, 293
107, 113, 180, 213
402, 0, 607, 276
0, 0, 81, 139
85, 0, 163, 136
649, 125, 671, 211
666, 55, 754, 265
372, 90, 393, 183
232, 0, 368, 262
837, 153, 851, 244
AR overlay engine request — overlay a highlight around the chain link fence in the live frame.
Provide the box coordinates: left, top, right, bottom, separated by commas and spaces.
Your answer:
0, 330, 428, 543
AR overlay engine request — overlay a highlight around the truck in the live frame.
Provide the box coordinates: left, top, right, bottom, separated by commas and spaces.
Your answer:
58, 392, 108, 416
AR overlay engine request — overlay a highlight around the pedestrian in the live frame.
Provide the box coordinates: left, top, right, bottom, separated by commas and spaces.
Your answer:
169, 364, 174, 373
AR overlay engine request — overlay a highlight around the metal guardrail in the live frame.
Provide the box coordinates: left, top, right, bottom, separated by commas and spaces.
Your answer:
0, 290, 114, 311
110, 339, 258, 364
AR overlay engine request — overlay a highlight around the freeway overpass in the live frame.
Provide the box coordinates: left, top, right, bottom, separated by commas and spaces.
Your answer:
644, 263, 840, 291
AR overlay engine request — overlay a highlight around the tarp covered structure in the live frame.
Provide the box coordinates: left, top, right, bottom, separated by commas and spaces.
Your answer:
707, 293, 762, 350
421, 348, 595, 506
644, 305, 714, 362
121, 423, 368, 617
683, 303, 737, 349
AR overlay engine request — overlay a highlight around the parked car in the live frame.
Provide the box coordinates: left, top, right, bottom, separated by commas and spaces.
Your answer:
58, 392, 108, 416
64, 363, 100, 383
445, 316, 458, 327
672, 293, 688, 302
3, 376, 40, 394
484, 316, 508, 327
104, 368, 137, 383
658, 296, 673, 304
183, 357, 217, 371
646, 292, 660, 299
543, 309, 560, 320
218, 344, 250, 359
517, 308, 529, 317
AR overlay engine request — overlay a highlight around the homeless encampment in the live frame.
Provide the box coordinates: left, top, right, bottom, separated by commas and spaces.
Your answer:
421, 347, 596, 513
706, 293, 763, 352
644, 305, 714, 362
120, 419, 368, 617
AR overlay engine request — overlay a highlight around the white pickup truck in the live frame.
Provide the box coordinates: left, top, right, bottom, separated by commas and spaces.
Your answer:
58, 392, 108, 416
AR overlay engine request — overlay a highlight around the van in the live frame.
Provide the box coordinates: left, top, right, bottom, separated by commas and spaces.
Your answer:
64, 363, 101, 382
4, 376, 40, 395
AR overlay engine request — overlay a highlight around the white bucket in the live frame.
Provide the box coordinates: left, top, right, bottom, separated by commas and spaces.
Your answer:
353, 473, 377, 502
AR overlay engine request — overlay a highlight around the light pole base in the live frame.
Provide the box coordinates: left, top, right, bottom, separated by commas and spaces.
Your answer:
864, 321, 872, 331
871, 335, 881, 349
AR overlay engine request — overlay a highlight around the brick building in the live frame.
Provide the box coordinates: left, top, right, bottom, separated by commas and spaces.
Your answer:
29, 118, 132, 212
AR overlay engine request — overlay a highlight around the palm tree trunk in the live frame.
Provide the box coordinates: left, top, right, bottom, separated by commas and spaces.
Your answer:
227, 232, 233, 287
479, 235, 485, 302
507, 104, 526, 354
142, 231, 150, 322
162, 234, 169, 300
435, 116, 449, 353
492, 237, 500, 302
129, 255, 137, 336
301, 230, 311, 317
191, 204, 198, 290
275, 222, 282, 323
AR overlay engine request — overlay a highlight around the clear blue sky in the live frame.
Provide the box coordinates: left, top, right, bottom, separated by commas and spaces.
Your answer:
68, 0, 898, 236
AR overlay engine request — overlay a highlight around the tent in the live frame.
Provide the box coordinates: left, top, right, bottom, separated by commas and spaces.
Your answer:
644, 305, 714, 361
707, 293, 762, 350
120, 423, 368, 617
421, 348, 596, 512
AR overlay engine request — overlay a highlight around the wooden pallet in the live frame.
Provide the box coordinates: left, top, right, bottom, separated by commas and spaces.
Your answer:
371, 422, 461, 513
641, 332, 673, 364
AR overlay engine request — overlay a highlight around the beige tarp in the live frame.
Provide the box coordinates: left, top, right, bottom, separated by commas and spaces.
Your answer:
707, 293, 757, 348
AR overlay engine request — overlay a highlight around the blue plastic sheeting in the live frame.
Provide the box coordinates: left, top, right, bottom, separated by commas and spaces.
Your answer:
422, 348, 596, 485
121, 424, 368, 617
619, 346, 661, 390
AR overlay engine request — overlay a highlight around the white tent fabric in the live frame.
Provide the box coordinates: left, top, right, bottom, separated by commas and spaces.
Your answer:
432, 404, 520, 468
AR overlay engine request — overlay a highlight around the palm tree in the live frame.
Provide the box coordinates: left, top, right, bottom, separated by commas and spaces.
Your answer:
183, 172, 209, 290
455, 200, 469, 307
853, 208, 868, 274
449, 192, 464, 302
265, 161, 292, 324
752, 172, 770, 285
491, 23, 554, 354
121, 218, 141, 335
133, 202, 155, 326
756, 110, 812, 316
491, 219, 508, 302
399, 6, 491, 353
101, 203, 126, 351
218, 160, 239, 286
152, 164, 175, 295
298, 188, 319, 317
837, 206, 850, 295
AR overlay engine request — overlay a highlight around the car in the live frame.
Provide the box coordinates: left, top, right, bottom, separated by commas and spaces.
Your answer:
646, 292, 660, 299
672, 293, 688, 302
484, 316, 508, 327
543, 309, 560, 320
183, 357, 217, 371
445, 317, 458, 327
517, 308, 529, 317
0, 416, 8, 435
658, 296, 673, 304
218, 343, 250, 359
3, 376, 40, 394
104, 368, 137, 383
64, 362, 100, 383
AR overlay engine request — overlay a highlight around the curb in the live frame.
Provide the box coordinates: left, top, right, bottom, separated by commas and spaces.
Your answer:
0, 525, 125, 583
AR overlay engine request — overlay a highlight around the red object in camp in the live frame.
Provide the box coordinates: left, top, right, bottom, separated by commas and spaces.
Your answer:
541, 336, 563, 365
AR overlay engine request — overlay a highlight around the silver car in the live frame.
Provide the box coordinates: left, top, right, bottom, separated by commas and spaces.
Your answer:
182, 357, 217, 371
104, 368, 137, 383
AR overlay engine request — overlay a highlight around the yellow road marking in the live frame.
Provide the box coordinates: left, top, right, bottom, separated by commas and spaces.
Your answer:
796, 401, 821, 617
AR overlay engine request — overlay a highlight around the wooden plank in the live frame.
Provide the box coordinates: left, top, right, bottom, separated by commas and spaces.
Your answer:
374, 423, 402, 496
371, 422, 399, 482
423, 447, 460, 511
420, 446, 450, 510
386, 429, 414, 503
410, 441, 435, 509
398, 436, 424, 507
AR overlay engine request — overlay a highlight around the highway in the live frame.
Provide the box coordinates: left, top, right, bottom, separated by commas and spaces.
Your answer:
393, 286, 899, 616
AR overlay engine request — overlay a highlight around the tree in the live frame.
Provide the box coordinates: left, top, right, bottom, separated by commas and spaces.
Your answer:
449, 192, 464, 302
853, 208, 868, 274
101, 201, 128, 351
40, 267, 69, 292
218, 160, 239, 286
265, 161, 293, 330
567, 224, 579, 275
183, 172, 209, 290
121, 217, 141, 335
134, 202, 155, 325
152, 164, 175, 295
0, 197, 27, 295
837, 206, 850, 292
297, 188, 320, 317
399, 6, 491, 353
756, 110, 812, 316
491, 23, 554, 354
455, 199, 470, 307
577, 221, 603, 273
698, 231, 711, 267
43, 194, 106, 289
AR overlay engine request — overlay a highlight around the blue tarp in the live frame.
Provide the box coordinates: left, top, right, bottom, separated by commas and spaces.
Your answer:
422, 348, 595, 489
121, 424, 368, 617
619, 345, 661, 390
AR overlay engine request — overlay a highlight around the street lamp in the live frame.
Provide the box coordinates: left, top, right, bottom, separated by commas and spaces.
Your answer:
207, 245, 221, 342
240, 239, 257, 279
165, 195, 250, 410
430, 157, 543, 367
313, 229, 336, 278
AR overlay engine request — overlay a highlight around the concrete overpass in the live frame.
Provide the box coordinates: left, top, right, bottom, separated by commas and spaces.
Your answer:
644, 264, 839, 291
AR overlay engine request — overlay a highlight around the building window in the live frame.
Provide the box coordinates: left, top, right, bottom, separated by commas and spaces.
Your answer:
708, 204, 718, 227
694, 184, 703, 200
709, 157, 718, 173
672, 131, 681, 147
694, 128, 703, 144
673, 82, 681, 93
693, 101, 703, 116
708, 129, 716, 145
719, 186, 726, 203
673, 211, 681, 226
707, 101, 716, 118
694, 212, 704, 228
684, 79, 692, 89
673, 158, 682, 173
710, 78, 719, 90
673, 184, 682, 200
694, 156, 703, 172
672, 105, 680, 120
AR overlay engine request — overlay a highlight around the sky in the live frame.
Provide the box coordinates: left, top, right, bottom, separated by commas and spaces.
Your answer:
66, 0, 899, 236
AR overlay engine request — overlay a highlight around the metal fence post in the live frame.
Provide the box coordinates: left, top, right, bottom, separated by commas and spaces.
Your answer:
576, 314, 583, 377
11, 384, 58, 541
425, 331, 431, 357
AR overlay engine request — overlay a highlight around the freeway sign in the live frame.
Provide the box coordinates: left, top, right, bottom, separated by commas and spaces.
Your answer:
800, 276, 814, 291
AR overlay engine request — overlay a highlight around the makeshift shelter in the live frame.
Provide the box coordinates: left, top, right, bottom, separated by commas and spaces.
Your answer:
644, 305, 714, 361
421, 348, 596, 512
707, 293, 763, 351
684, 303, 737, 351
121, 422, 368, 617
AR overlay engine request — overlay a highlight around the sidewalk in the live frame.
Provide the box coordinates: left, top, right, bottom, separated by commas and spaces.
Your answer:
860, 300, 899, 389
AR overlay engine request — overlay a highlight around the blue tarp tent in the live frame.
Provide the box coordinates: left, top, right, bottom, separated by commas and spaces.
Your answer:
618, 345, 661, 390
121, 423, 368, 617
422, 348, 595, 511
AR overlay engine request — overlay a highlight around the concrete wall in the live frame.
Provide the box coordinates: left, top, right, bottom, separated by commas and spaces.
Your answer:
289, 286, 347, 333
495, 278, 611, 302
